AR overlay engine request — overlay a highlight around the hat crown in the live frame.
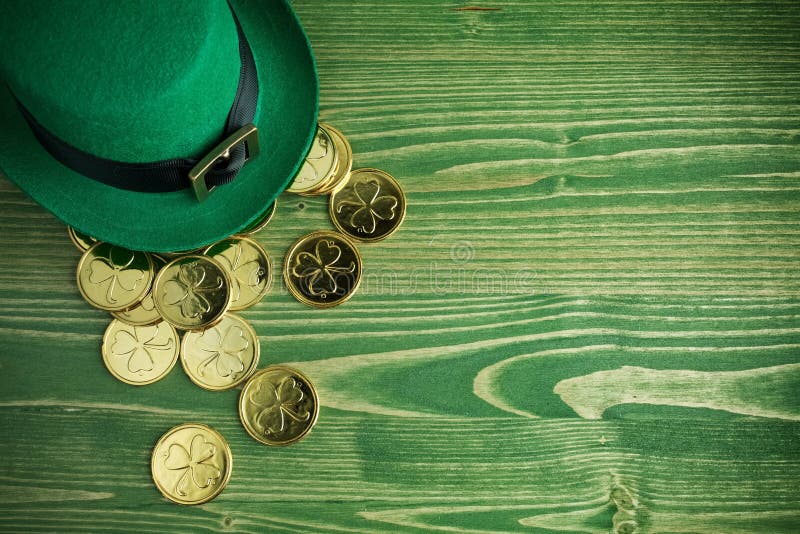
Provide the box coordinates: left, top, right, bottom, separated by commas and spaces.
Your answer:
0, 0, 241, 163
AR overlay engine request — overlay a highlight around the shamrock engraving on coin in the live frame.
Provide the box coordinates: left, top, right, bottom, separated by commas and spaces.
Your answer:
151, 423, 232, 505
67, 226, 97, 252
101, 319, 179, 385
153, 255, 231, 331
330, 168, 406, 242
203, 237, 271, 311
181, 314, 260, 391
239, 366, 319, 446
76, 242, 153, 311
283, 231, 362, 308
239, 200, 277, 235
287, 124, 338, 194
314, 123, 353, 194
112, 254, 167, 326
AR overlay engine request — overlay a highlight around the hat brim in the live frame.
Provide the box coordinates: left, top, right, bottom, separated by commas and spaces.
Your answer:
0, 0, 318, 252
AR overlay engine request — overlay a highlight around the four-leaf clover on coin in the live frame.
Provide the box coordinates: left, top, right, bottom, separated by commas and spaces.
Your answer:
164, 434, 221, 497
215, 244, 265, 302
111, 324, 173, 373
291, 240, 355, 297
248, 376, 310, 436
196, 325, 248, 378
163, 263, 224, 319
335, 179, 398, 234
88, 247, 146, 303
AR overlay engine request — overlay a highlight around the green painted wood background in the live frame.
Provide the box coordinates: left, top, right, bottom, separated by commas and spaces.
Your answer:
1, 1, 799, 532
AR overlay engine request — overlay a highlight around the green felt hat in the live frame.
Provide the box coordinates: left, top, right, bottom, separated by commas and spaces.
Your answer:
0, 0, 318, 252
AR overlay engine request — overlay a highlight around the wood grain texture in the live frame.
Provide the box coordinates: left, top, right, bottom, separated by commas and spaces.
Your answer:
1, 0, 799, 532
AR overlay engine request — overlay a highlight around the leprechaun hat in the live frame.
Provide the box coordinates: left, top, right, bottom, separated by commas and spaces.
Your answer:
0, 0, 318, 252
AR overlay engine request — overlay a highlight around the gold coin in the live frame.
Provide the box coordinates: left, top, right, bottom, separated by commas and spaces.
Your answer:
180, 314, 260, 391
67, 226, 97, 252
283, 231, 362, 308
286, 124, 338, 194
238, 366, 319, 446
101, 319, 179, 385
203, 237, 271, 311
151, 423, 232, 505
112, 291, 160, 326
76, 242, 154, 311
153, 255, 231, 331
329, 168, 406, 242
112, 254, 167, 326
310, 123, 353, 195
239, 200, 277, 235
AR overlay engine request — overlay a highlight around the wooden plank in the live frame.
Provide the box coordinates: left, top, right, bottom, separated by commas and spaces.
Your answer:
1, 0, 799, 531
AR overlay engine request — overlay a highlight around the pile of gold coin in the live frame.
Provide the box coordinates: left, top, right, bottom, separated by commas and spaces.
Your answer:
283, 123, 407, 308
70, 122, 403, 505
74, 234, 274, 392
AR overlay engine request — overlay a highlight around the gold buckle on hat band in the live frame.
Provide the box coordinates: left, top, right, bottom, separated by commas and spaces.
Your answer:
189, 124, 260, 202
